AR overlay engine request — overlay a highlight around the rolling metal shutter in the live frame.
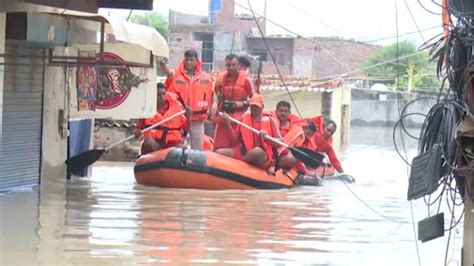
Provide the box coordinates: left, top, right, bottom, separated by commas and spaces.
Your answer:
0, 44, 44, 191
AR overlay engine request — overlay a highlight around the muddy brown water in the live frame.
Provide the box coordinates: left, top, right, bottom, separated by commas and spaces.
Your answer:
0, 126, 464, 265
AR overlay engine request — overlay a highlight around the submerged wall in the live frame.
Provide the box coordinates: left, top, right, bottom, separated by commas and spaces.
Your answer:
351, 88, 437, 127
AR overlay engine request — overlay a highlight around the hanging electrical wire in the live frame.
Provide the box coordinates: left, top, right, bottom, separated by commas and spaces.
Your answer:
393, 1, 472, 263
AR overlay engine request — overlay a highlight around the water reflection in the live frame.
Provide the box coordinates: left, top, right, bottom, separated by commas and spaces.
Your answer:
0, 126, 465, 265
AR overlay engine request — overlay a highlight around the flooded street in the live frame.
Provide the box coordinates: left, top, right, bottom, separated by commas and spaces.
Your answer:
1, 126, 464, 265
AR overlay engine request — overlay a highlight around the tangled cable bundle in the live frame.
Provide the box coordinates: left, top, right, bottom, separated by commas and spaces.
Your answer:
393, 1, 473, 262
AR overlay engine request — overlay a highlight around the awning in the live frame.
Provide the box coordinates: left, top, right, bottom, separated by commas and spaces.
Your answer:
104, 18, 168, 58
1, 2, 169, 58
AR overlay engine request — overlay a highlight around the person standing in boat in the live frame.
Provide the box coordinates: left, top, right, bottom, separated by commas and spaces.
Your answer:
163, 49, 214, 151
238, 55, 261, 94
217, 94, 295, 169
133, 83, 187, 155
212, 54, 254, 150
238, 55, 251, 72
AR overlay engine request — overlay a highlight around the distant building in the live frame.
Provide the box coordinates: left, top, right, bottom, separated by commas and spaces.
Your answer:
169, 0, 265, 72
168, 0, 379, 83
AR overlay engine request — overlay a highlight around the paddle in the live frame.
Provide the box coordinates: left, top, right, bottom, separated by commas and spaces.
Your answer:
65, 110, 186, 172
220, 112, 324, 168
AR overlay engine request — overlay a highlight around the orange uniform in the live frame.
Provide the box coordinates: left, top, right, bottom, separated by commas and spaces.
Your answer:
309, 115, 333, 145
272, 112, 302, 137
135, 92, 186, 151
313, 133, 341, 171
203, 135, 215, 151
167, 60, 213, 121
234, 112, 279, 164
213, 70, 253, 150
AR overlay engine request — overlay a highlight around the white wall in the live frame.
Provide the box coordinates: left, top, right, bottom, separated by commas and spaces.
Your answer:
37, 47, 69, 264
330, 87, 351, 153
0, 13, 5, 149
68, 43, 157, 120
41, 48, 70, 184
261, 89, 323, 118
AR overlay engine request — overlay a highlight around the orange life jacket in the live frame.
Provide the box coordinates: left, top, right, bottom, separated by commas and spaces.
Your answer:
311, 116, 325, 135
271, 111, 302, 137
213, 71, 253, 150
240, 112, 276, 162
302, 137, 317, 150
142, 92, 185, 144
203, 135, 214, 151
216, 70, 252, 115
167, 60, 213, 120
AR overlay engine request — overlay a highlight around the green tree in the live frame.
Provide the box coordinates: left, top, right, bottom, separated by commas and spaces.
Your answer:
130, 12, 169, 40
362, 41, 439, 92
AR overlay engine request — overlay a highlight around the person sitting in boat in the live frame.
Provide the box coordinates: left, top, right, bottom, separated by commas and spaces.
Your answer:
212, 53, 254, 150
217, 94, 295, 169
272, 100, 304, 137
203, 134, 214, 151
313, 121, 344, 173
321, 119, 337, 145
163, 49, 214, 151
133, 83, 186, 155
296, 120, 321, 185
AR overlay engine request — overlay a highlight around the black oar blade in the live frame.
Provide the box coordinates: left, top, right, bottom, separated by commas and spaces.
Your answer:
65, 149, 105, 172
289, 146, 324, 168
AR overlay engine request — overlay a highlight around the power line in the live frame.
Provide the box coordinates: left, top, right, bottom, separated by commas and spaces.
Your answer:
338, 26, 440, 46
246, 0, 303, 117
417, 0, 443, 15
394, 1, 421, 265
404, 0, 426, 43
234, 1, 352, 73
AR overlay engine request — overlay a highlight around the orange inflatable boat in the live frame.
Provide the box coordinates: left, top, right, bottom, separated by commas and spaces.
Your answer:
134, 147, 299, 190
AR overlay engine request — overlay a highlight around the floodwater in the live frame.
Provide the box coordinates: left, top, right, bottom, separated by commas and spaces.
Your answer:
0, 126, 465, 265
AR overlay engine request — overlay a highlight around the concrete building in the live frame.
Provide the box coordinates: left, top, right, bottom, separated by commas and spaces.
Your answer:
169, 0, 265, 72
0, 0, 168, 192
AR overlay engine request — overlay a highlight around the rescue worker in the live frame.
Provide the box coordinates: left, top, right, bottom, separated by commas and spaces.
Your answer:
213, 53, 254, 150
216, 94, 283, 168
301, 121, 318, 151
273, 100, 302, 137
238, 55, 251, 72
308, 116, 343, 172
294, 120, 322, 186
322, 119, 337, 145
133, 83, 186, 154
166, 49, 213, 150
238, 55, 261, 93
313, 129, 344, 173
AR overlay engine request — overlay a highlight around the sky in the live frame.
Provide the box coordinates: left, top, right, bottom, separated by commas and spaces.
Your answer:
99, 0, 444, 46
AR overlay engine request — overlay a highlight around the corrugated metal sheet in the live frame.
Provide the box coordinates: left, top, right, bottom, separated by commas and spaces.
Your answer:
0, 44, 44, 191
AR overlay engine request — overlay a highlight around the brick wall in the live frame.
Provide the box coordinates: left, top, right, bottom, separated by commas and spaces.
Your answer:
311, 37, 379, 79
215, 0, 265, 34
293, 37, 315, 77
169, 24, 214, 68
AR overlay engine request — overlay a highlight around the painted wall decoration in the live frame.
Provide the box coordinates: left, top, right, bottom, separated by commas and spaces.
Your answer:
77, 50, 97, 111
76, 51, 149, 111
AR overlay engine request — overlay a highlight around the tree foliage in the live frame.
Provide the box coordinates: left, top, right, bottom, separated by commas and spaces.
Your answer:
362, 41, 439, 91
130, 12, 169, 40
